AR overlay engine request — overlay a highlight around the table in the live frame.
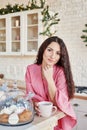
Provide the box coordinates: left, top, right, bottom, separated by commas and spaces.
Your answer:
0, 110, 65, 130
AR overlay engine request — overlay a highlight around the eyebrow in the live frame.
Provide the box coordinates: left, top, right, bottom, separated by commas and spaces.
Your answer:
47, 47, 60, 53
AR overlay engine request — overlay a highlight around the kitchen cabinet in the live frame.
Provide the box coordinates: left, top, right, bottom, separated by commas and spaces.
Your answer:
71, 98, 87, 130
0, 17, 6, 52
0, 9, 43, 56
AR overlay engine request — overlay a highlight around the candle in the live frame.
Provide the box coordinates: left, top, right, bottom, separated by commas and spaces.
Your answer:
15, 20, 19, 27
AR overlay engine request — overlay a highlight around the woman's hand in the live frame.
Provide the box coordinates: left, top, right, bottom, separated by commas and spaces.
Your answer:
42, 65, 53, 82
34, 102, 41, 116
42, 65, 57, 102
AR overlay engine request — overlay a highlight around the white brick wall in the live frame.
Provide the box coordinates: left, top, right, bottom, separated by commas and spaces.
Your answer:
0, 0, 87, 86
0, 56, 35, 81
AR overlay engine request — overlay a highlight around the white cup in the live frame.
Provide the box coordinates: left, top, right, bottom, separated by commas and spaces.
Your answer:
38, 101, 57, 117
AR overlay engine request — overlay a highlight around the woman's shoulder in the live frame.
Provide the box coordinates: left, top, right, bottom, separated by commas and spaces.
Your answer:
27, 63, 40, 70
55, 65, 64, 73
54, 65, 65, 77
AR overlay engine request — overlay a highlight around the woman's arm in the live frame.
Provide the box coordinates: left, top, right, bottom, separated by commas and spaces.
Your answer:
25, 66, 47, 102
25, 66, 34, 94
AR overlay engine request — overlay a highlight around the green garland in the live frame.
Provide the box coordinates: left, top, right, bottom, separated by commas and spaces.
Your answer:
81, 24, 87, 46
0, 0, 60, 37
0, 0, 45, 14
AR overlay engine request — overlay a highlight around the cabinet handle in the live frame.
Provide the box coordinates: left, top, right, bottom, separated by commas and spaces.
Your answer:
73, 103, 79, 107
84, 114, 87, 117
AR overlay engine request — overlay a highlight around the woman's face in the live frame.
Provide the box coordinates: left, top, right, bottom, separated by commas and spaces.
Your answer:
42, 42, 61, 67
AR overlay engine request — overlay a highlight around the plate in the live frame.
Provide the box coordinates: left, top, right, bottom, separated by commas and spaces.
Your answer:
0, 115, 34, 126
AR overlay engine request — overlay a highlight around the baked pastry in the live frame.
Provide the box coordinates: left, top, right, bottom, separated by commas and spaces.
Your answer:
0, 91, 34, 125
0, 114, 9, 123
19, 109, 32, 122
0, 107, 13, 115
14, 106, 25, 114
8, 113, 19, 125
0, 91, 6, 101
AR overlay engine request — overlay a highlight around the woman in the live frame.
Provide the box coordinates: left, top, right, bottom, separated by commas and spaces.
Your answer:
25, 36, 77, 130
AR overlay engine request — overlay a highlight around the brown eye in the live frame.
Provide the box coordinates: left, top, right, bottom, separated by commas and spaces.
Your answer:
47, 48, 51, 52
57, 52, 61, 55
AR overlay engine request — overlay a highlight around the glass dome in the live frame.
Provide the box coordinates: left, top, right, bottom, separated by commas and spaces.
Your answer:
0, 87, 35, 126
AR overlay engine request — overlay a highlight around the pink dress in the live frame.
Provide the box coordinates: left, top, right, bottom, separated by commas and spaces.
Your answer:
25, 64, 77, 130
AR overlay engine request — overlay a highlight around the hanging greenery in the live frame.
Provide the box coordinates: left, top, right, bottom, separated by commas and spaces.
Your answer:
40, 5, 60, 37
0, 0, 60, 37
81, 24, 87, 46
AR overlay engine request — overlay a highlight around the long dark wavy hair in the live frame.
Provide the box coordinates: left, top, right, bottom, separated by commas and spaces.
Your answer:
35, 36, 75, 99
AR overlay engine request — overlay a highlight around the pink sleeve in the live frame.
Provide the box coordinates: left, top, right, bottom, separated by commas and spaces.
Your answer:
25, 66, 45, 102
54, 68, 77, 129
25, 66, 34, 94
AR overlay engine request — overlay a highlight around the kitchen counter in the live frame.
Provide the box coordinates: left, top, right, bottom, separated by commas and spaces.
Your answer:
74, 86, 87, 100
0, 110, 65, 130
74, 93, 87, 100
1, 79, 87, 100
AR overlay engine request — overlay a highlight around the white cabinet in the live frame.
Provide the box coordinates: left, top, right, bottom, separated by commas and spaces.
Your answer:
77, 111, 87, 130
71, 98, 87, 130
0, 16, 6, 52
0, 9, 43, 55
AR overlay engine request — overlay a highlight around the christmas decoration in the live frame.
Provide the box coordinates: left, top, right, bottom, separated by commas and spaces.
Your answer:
81, 24, 87, 46
0, 0, 45, 14
0, 0, 60, 37
40, 5, 60, 37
